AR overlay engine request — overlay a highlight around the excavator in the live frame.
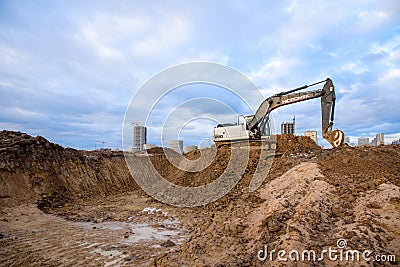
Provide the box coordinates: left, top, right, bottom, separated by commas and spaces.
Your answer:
212, 78, 345, 147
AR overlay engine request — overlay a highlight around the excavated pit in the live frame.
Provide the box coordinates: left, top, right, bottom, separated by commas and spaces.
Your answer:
0, 130, 399, 266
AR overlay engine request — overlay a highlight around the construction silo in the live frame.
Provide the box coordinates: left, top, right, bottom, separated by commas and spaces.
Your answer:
170, 140, 183, 154
133, 124, 147, 151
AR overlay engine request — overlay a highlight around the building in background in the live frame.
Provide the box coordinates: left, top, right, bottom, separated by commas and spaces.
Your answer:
344, 137, 356, 146
357, 134, 385, 147
170, 140, 183, 154
358, 137, 369, 146
371, 137, 376, 146
132, 122, 147, 152
304, 131, 318, 144
375, 133, 384, 146
370, 133, 384, 146
370, 133, 385, 146
392, 138, 400, 145
281, 116, 295, 135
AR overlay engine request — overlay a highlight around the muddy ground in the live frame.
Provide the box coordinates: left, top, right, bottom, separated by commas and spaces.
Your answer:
0, 131, 399, 266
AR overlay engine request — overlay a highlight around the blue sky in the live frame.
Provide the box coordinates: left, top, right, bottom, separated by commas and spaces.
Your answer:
0, 0, 399, 149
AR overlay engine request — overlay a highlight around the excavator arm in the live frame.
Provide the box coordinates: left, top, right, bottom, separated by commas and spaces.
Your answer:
248, 78, 344, 147
319, 79, 344, 147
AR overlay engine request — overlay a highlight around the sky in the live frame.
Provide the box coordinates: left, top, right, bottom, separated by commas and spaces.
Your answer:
0, 0, 399, 149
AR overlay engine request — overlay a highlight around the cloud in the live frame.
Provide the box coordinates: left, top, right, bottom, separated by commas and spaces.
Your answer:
0, 45, 16, 59
79, 12, 191, 60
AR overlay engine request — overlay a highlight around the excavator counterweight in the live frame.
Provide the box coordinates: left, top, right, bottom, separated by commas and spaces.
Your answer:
212, 78, 345, 147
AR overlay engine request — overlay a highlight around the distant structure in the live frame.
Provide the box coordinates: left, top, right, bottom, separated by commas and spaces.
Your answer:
183, 145, 197, 154
344, 137, 356, 146
371, 133, 384, 146
170, 140, 183, 154
304, 131, 318, 144
344, 136, 351, 145
356, 134, 385, 147
358, 137, 369, 146
132, 122, 147, 152
392, 138, 400, 145
281, 116, 295, 135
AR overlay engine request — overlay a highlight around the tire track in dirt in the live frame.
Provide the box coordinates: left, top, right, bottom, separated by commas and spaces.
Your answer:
0, 204, 187, 267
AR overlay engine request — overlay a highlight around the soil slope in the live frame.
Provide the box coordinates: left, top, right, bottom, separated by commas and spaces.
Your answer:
0, 130, 138, 208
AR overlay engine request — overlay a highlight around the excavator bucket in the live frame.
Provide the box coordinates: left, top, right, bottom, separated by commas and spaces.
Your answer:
326, 129, 344, 147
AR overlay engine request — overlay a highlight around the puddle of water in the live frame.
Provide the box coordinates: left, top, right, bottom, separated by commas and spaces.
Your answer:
74, 219, 186, 244
126, 224, 178, 243
76, 221, 127, 231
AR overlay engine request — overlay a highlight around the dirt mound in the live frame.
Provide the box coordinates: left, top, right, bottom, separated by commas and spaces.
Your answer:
243, 163, 400, 266
149, 146, 231, 187
0, 130, 138, 208
276, 134, 321, 154
148, 135, 319, 188
145, 146, 179, 155
319, 145, 400, 197
183, 148, 203, 160
151, 143, 400, 266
